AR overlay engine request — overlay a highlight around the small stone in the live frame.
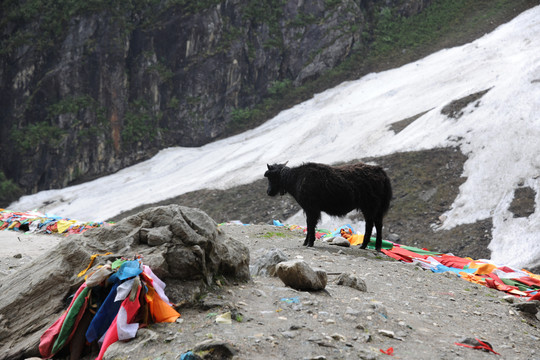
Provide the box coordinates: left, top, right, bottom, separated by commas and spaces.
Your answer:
512, 300, 539, 315
503, 295, 515, 303
13, 254, 22, 259
192, 339, 238, 359
387, 233, 400, 242
378, 329, 395, 338
357, 348, 377, 360
281, 331, 296, 339
254, 289, 267, 297
331, 333, 346, 341
329, 237, 350, 247
360, 334, 372, 343
395, 330, 408, 338
335, 272, 367, 292
346, 307, 361, 317
250, 248, 288, 276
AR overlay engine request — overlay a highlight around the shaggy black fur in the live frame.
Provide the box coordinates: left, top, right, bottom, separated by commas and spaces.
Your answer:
264, 162, 392, 250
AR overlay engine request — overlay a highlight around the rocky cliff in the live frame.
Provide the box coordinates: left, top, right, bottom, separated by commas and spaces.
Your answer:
0, 0, 433, 198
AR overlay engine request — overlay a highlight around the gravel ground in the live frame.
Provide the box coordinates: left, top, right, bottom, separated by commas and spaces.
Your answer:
107, 224, 539, 360
1, 223, 539, 359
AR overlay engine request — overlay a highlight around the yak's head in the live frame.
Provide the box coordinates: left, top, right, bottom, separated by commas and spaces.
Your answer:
264, 163, 288, 196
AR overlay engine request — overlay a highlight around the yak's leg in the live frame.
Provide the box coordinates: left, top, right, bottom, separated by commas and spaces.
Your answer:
360, 218, 374, 249
374, 218, 384, 252
304, 211, 320, 247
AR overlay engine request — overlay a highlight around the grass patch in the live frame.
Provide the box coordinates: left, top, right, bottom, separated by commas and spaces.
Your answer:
259, 231, 287, 239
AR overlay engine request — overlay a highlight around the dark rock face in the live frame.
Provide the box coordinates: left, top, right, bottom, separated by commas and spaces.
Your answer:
0, 205, 249, 359
0, 0, 432, 195
509, 186, 536, 218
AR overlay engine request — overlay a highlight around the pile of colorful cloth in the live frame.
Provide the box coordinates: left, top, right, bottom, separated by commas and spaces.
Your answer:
0, 208, 113, 234
274, 221, 540, 301
380, 242, 540, 301
272, 220, 332, 239
40, 255, 180, 360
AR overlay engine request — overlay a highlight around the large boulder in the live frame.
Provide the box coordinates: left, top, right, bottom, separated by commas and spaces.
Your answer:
0, 205, 250, 360
275, 260, 327, 291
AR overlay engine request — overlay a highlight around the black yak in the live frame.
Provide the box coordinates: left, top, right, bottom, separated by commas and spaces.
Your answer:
264, 162, 392, 251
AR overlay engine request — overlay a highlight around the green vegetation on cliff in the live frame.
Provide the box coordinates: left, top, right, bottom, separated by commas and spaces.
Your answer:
224, 0, 537, 136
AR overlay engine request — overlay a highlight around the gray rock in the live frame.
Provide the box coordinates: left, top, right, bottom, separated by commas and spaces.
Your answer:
329, 237, 350, 247
336, 272, 367, 292
345, 307, 361, 317
192, 339, 238, 359
276, 260, 327, 291
250, 248, 288, 276
378, 329, 395, 338
281, 330, 297, 339
357, 348, 378, 360
103, 328, 159, 359
387, 233, 400, 242
502, 295, 516, 303
140, 225, 173, 246
512, 300, 539, 315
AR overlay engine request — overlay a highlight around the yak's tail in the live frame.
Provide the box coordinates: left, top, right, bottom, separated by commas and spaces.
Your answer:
381, 174, 393, 216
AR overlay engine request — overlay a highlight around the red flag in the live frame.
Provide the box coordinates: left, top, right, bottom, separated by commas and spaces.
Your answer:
96, 286, 141, 360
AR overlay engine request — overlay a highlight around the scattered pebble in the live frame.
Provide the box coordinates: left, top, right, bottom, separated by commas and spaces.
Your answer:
330, 333, 346, 341
511, 301, 539, 315
378, 329, 395, 338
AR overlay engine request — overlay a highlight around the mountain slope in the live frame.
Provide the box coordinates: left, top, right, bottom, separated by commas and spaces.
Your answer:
0, 1, 536, 199
9, 5, 540, 270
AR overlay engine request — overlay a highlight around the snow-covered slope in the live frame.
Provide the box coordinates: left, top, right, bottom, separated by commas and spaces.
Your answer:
10, 6, 540, 269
